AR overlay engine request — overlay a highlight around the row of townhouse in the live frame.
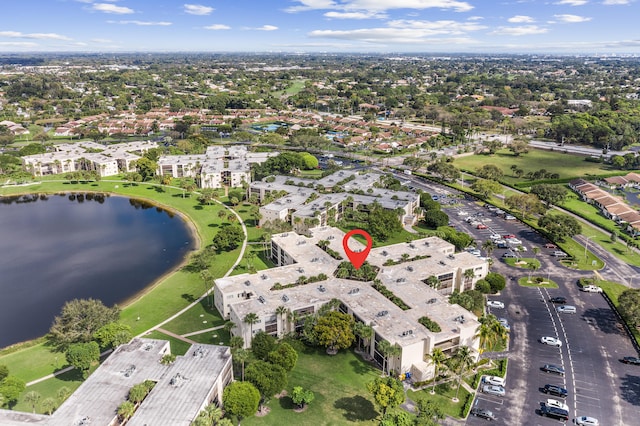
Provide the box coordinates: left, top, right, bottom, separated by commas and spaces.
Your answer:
250, 170, 421, 234
569, 178, 640, 237
213, 227, 487, 381
21, 140, 158, 177
157, 145, 278, 189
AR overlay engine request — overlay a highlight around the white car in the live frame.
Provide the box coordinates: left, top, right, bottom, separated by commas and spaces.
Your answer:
546, 399, 569, 411
490, 234, 502, 241
581, 285, 603, 293
484, 375, 505, 387
575, 416, 599, 425
541, 336, 562, 347
487, 301, 505, 309
556, 305, 577, 314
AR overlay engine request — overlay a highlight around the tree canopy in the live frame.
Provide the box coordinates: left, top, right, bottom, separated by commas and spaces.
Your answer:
222, 381, 260, 423
314, 311, 355, 352
212, 225, 244, 252
65, 341, 100, 378
266, 342, 298, 372
538, 213, 582, 242
244, 360, 288, 401
366, 376, 405, 416
48, 298, 120, 351
619, 289, 640, 328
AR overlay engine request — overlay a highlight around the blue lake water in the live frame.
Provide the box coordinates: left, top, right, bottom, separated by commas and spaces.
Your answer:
0, 193, 194, 349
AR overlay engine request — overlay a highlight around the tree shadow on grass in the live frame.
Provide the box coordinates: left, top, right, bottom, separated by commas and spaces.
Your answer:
193, 205, 203, 210
334, 395, 378, 422
181, 293, 197, 303
350, 359, 375, 375
278, 395, 295, 410
56, 366, 85, 382
620, 374, 640, 406
208, 223, 220, 228
152, 186, 165, 193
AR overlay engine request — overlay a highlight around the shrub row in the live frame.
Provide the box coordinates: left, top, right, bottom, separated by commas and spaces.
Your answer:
382, 254, 430, 266
418, 316, 442, 333
271, 274, 328, 291
371, 281, 411, 311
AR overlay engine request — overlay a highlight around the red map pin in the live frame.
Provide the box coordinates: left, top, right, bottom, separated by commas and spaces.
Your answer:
342, 229, 373, 270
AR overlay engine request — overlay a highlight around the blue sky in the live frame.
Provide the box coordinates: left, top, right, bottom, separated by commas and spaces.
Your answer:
0, 0, 638, 53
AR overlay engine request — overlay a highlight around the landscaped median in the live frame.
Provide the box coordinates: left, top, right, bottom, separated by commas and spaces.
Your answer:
0, 177, 242, 412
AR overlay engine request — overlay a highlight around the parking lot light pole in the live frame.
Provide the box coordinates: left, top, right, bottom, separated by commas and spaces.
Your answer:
584, 235, 595, 260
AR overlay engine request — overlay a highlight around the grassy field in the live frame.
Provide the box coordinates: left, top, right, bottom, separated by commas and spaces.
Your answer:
407, 382, 472, 419
453, 149, 617, 184
243, 343, 381, 426
596, 279, 640, 346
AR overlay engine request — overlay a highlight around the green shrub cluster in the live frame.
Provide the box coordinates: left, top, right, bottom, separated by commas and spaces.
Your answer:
418, 316, 442, 333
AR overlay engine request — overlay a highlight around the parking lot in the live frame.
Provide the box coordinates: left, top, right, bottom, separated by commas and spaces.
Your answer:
403, 176, 640, 425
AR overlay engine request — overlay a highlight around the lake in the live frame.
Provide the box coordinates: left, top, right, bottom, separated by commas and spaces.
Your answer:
0, 193, 194, 349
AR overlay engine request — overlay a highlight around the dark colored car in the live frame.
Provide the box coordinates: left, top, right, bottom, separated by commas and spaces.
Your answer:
540, 404, 569, 421
470, 407, 496, 421
550, 296, 567, 304
542, 384, 568, 398
541, 364, 565, 375
621, 356, 640, 365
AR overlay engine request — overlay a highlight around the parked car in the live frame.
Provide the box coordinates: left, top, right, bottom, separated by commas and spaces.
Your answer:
498, 318, 510, 332
487, 300, 505, 309
502, 252, 518, 259
549, 296, 567, 304
482, 384, 505, 397
489, 233, 502, 240
575, 416, 600, 425
552, 251, 568, 257
546, 398, 568, 411
581, 284, 603, 293
504, 214, 516, 220
496, 241, 508, 249
503, 234, 516, 239
621, 356, 640, 365
483, 376, 505, 387
540, 404, 569, 421
556, 305, 577, 314
470, 407, 496, 421
542, 384, 568, 398
507, 238, 522, 245
544, 243, 558, 249
541, 336, 562, 347
541, 364, 565, 375
477, 223, 488, 229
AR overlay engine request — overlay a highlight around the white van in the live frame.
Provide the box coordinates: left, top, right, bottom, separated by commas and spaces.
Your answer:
556, 305, 577, 314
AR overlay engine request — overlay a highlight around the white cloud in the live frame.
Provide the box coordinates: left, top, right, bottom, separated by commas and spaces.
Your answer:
308, 25, 480, 44
287, 0, 474, 13
0, 42, 38, 47
467, 16, 484, 21
0, 31, 71, 40
490, 25, 548, 36
555, 0, 588, 5
91, 38, 113, 43
184, 4, 214, 15
508, 15, 534, 23
554, 14, 592, 22
324, 11, 387, 19
108, 20, 172, 26
204, 24, 231, 30
603, 0, 631, 4
387, 19, 487, 34
257, 25, 279, 31
93, 3, 134, 14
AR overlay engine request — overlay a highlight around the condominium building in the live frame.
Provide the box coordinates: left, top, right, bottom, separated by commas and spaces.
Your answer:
21, 140, 158, 177
250, 171, 421, 234
214, 227, 487, 381
157, 145, 278, 189
0, 338, 233, 426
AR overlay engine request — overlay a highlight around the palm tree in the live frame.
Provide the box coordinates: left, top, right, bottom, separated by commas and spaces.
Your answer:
463, 269, 475, 289
243, 312, 259, 338
56, 386, 71, 404
426, 348, 447, 395
377, 340, 392, 375
41, 397, 56, 415
353, 322, 372, 352
385, 344, 401, 376
276, 305, 288, 336
453, 346, 474, 402
229, 336, 244, 350
482, 240, 496, 258
425, 275, 440, 290
476, 315, 500, 352
24, 391, 41, 414
233, 347, 249, 381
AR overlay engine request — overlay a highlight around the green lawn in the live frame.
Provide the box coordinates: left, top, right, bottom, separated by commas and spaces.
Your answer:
407, 382, 473, 419
596, 280, 640, 346
243, 344, 381, 426
161, 298, 226, 336
453, 149, 618, 184
144, 330, 192, 356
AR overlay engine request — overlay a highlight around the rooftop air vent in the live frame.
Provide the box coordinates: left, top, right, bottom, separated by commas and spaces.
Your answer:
439, 260, 446, 266
318, 285, 326, 293
377, 310, 389, 317
244, 280, 251, 286
348, 288, 360, 294
282, 295, 289, 302
427, 298, 438, 304
258, 296, 266, 304
407, 266, 414, 272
